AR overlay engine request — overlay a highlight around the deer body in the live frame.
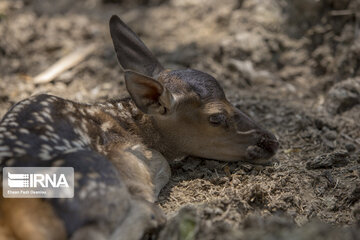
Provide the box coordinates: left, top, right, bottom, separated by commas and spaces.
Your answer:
0, 94, 168, 240
0, 94, 170, 200
0, 15, 278, 240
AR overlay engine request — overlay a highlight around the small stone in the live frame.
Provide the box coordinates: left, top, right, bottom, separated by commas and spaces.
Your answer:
322, 138, 336, 149
324, 197, 337, 211
345, 143, 356, 152
325, 78, 360, 115
314, 119, 324, 130
324, 129, 337, 141
182, 159, 201, 171
346, 186, 360, 206
306, 151, 350, 169
352, 203, 360, 225
354, 152, 360, 164
214, 207, 223, 215
203, 207, 213, 216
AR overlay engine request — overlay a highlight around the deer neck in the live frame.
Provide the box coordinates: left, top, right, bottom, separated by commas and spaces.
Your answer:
105, 98, 185, 161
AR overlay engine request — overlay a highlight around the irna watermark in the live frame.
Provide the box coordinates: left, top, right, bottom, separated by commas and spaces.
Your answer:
3, 167, 74, 198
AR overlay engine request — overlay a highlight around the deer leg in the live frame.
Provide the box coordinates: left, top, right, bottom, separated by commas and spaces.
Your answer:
109, 197, 166, 240
49, 149, 167, 240
70, 225, 107, 240
50, 149, 167, 240
148, 150, 171, 199
46, 149, 132, 239
108, 143, 171, 202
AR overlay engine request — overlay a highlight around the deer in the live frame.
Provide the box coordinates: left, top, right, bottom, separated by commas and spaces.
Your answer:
0, 15, 279, 240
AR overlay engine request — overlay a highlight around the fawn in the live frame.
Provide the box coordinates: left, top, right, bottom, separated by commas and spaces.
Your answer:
0, 15, 279, 240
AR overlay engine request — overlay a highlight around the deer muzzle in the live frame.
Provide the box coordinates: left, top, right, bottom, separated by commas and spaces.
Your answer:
244, 130, 279, 164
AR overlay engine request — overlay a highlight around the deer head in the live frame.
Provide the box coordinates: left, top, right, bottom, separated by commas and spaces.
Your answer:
109, 15, 279, 164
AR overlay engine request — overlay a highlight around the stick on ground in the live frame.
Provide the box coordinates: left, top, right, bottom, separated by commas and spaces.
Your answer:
33, 43, 98, 84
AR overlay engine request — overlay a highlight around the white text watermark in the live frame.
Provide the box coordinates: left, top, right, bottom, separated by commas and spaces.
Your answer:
3, 167, 74, 198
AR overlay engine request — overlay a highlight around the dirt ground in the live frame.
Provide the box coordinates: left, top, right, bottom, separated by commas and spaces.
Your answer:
0, 0, 360, 239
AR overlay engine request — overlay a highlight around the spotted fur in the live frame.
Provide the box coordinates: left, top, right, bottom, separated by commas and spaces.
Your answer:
0, 93, 169, 239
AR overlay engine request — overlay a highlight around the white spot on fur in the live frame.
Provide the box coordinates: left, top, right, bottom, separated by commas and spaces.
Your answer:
0, 152, 13, 158
41, 101, 49, 106
54, 146, 68, 151
39, 150, 52, 160
41, 111, 53, 121
40, 135, 49, 141
45, 125, 55, 132
131, 144, 142, 151
19, 128, 30, 134
66, 103, 75, 112
0, 146, 10, 151
36, 116, 45, 123
104, 109, 117, 116
4, 132, 16, 140
43, 108, 51, 114
32, 112, 45, 123
117, 103, 124, 110
80, 120, 88, 133
52, 159, 65, 167
101, 121, 113, 131
41, 144, 53, 151
47, 133, 60, 141
63, 139, 73, 149
73, 128, 91, 146
14, 141, 30, 148
86, 108, 100, 116
68, 116, 76, 123
5, 159, 15, 166
79, 180, 98, 200
71, 140, 83, 148
87, 172, 100, 179
11, 99, 31, 113
144, 150, 153, 158
8, 122, 19, 127
13, 147, 26, 155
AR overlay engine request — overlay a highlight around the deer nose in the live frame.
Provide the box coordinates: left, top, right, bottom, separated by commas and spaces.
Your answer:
256, 132, 279, 155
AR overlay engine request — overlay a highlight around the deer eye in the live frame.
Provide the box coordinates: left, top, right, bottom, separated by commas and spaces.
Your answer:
208, 114, 226, 126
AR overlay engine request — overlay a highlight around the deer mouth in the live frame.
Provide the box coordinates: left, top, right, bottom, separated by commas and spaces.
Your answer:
245, 136, 279, 165
246, 145, 273, 164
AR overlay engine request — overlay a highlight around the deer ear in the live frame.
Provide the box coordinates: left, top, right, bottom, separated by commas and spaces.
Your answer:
125, 71, 173, 115
109, 15, 164, 77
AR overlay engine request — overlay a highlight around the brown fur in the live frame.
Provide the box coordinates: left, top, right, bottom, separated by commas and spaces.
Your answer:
107, 143, 155, 202
0, 197, 66, 240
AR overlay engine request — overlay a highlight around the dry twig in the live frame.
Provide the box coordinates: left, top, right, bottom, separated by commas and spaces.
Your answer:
33, 43, 98, 84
